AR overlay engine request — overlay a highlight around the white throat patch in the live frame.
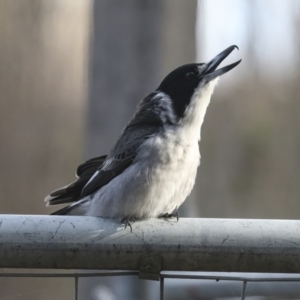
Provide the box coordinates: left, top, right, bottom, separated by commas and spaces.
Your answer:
181, 78, 219, 139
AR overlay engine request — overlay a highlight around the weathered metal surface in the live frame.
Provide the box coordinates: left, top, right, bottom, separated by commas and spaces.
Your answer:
0, 215, 300, 272
139, 255, 162, 281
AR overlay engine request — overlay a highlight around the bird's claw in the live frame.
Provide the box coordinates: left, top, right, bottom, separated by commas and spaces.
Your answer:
159, 211, 179, 221
121, 217, 136, 232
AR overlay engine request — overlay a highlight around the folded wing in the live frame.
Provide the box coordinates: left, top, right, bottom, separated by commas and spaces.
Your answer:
81, 125, 160, 196
44, 155, 107, 206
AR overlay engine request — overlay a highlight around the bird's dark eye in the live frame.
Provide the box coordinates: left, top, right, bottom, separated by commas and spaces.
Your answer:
186, 72, 196, 79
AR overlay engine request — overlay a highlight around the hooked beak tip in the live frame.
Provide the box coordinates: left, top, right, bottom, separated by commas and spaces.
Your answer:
204, 45, 241, 82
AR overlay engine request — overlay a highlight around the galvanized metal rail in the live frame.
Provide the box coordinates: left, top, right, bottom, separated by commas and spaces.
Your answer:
0, 215, 300, 274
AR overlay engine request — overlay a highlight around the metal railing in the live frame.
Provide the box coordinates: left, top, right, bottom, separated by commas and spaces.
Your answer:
1, 215, 300, 299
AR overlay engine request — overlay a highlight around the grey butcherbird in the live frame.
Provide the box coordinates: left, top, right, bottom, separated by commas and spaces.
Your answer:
45, 45, 241, 231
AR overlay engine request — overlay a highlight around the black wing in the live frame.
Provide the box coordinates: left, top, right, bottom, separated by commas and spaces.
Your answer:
45, 155, 107, 206
81, 125, 160, 197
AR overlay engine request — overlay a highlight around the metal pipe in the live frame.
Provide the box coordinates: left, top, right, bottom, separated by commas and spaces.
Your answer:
0, 215, 300, 272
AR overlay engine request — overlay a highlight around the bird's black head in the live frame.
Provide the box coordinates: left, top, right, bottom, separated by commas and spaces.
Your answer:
157, 45, 241, 119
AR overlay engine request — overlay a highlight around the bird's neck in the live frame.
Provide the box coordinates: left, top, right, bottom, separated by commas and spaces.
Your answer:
180, 79, 218, 141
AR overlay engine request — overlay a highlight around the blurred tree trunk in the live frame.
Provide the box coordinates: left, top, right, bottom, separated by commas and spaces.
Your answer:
83, 1, 197, 299
86, 0, 163, 157
0, 0, 89, 215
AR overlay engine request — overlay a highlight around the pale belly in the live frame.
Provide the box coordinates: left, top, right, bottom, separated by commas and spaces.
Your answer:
86, 133, 200, 219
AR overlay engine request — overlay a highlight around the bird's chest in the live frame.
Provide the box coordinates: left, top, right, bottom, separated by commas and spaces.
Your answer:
139, 129, 200, 185
133, 129, 200, 215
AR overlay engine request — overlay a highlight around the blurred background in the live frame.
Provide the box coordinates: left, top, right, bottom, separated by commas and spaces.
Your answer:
0, 0, 299, 299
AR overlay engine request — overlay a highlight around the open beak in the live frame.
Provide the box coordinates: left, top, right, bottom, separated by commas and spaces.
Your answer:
204, 45, 241, 82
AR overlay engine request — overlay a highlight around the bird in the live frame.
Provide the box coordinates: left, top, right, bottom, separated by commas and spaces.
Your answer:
45, 45, 241, 231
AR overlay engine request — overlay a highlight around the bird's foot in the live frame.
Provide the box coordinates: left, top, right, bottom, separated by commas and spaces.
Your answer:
159, 211, 179, 221
121, 217, 136, 232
